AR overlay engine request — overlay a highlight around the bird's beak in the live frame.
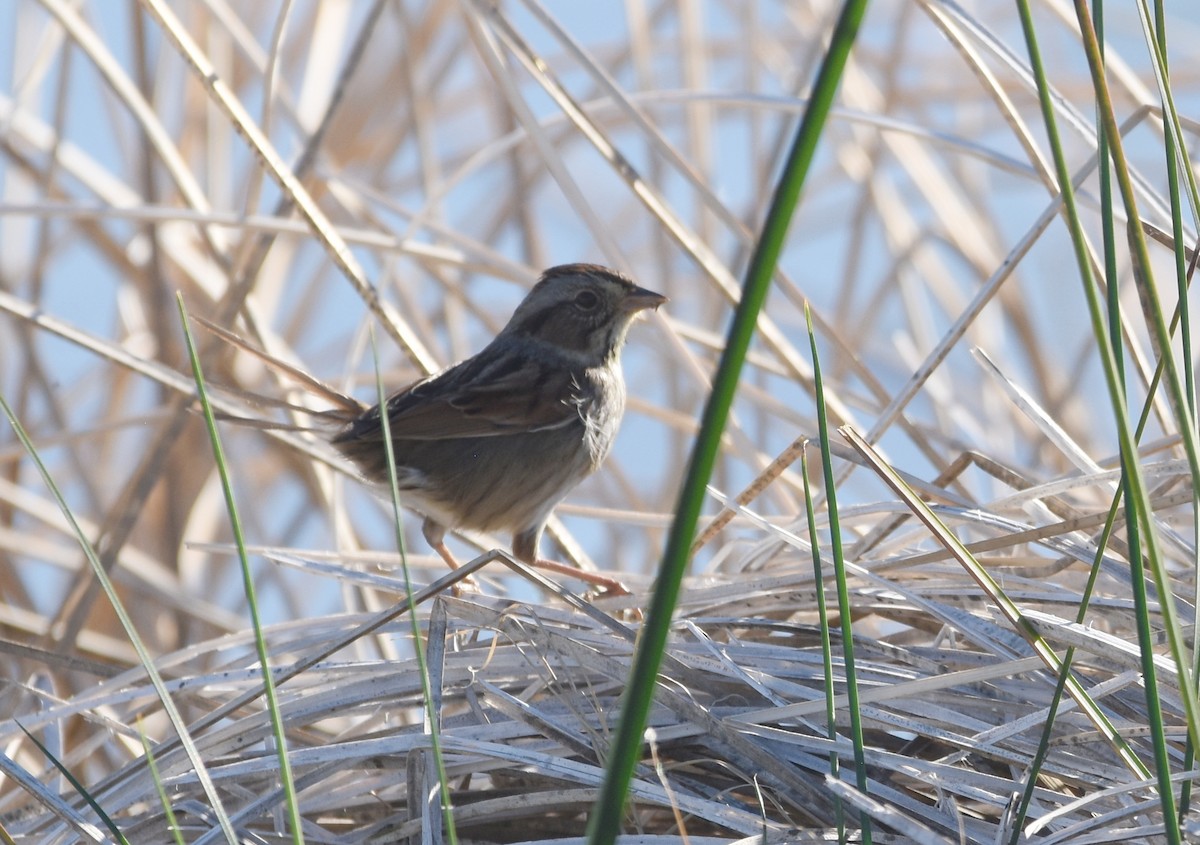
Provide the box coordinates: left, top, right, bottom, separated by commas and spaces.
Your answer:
623, 286, 668, 313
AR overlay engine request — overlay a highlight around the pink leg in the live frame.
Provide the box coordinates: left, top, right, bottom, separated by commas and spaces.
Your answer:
514, 526, 629, 596
423, 517, 476, 592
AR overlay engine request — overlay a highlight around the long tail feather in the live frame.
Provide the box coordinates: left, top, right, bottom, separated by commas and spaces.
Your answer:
193, 315, 364, 415
209, 410, 343, 432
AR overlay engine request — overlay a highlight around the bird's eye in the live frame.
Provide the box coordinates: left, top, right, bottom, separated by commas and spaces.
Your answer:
573, 290, 600, 311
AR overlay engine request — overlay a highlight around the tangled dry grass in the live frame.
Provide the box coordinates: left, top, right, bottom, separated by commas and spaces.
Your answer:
2, 1, 1199, 842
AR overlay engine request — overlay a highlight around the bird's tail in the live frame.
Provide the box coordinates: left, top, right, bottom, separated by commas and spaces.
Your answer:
192, 315, 366, 431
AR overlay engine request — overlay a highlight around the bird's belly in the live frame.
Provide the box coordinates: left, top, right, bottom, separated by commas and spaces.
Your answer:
395, 423, 598, 532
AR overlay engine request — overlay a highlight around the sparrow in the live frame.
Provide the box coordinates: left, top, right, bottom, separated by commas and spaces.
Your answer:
330, 263, 666, 579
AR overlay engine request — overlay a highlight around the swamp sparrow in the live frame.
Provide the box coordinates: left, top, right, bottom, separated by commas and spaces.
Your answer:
331, 263, 666, 578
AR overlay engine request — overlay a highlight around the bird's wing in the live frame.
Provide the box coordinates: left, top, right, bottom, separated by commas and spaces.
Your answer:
337, 349, 583, 442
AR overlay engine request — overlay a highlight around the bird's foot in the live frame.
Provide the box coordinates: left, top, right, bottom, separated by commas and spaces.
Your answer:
431, 540, 480, 595
533, 557, 630, 598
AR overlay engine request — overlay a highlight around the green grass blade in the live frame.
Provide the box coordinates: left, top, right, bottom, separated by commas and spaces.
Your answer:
1012, 1, 1174, 835
841, 426, 1150, 782
140, 724, 186, 845
1013, 236, 1198, 838
1006, 501, 1115, 843
369, 327, 458, 843
1135, 0, 1200, 231
808, 305, 870, 842
585, 1, 871, 839
15, 721, 130, 845
800, 443, 845, 839
0, 386, 239, 844
1015, 1, 1197, 829
177, 296, 305, 843
1145, 0, 1198, 822
1070, 0, 1200, 754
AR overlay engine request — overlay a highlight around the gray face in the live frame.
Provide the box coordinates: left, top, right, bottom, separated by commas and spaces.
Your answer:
503, 264, 665, 360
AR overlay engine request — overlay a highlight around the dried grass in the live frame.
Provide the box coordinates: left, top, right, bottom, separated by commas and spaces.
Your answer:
1, 0, 1199, 842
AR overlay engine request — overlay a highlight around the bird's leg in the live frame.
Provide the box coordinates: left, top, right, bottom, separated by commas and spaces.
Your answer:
422, 517, 476, 592
422, 518, 458, 569
513, 527, 630, 597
